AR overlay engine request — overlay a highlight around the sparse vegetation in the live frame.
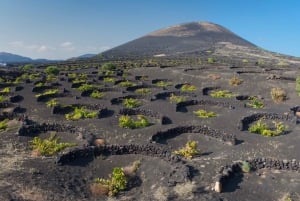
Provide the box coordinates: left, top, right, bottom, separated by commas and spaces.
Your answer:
0, 95, 7, 102
123, 98, 142, 108
271, 88, 287, 103
103, 77, 116, 83
119, 115, 150, 129
93, 167, 127, 196
229, 76, 243, 86
0, 87, 10, 93
90, 90, 105, 99
193, 109, 218, 118
44, 66, 60, 75
135, 88, 151, 94
35, 89, 59, 98
207, 57, 215, 63
241, 161, 251, 173
296, 76, 300, 96
210, 90, 236, 98
169, 93, 186, 103
65, 107, 98, 121
46, 99, 58, 107
246, 96, 264, 109
0, 119, 9, 131
78, 83, 97, 92
248, 119, 288, 137
180, 84, 197, 92
173, 141, 200, 159
101, 62, 117, 71
118, 80, 136, 87
30, 133, 76, 156
155, 81, 172, 87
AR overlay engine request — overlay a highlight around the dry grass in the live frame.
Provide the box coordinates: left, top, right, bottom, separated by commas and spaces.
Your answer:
90, 183, 109, 196
17, 185, 48, 201
174, 181, 196, 199
271, 88, 287, 103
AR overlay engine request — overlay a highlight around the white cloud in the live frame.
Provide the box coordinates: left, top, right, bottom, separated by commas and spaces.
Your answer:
9, 41, 24, 47
60, 41, 73, 47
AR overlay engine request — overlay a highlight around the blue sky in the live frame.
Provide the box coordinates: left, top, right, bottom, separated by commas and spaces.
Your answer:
0, 0, 299, 59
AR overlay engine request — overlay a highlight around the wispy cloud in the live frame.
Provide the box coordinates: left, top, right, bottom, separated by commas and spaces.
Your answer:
60, 41, 75, 51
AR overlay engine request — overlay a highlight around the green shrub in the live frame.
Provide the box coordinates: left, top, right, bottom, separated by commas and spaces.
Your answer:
44, 66, 59, 75
22, 64, 34, 71
248, 119, 288, 137
28, 73, 40, 81
0, 95, 7, 102
193, 109, 217, 118
246, 96, 264, 109
241, 161, 251, 173
210, 90, 236, 98
35, 89, 59, 98
101, 62, 117, 71
94, 167, 127, 196
90, 91, 105, 99
65, 107, 98, 121
155, 81, 172, 87
46, 99, 58, 107
135, 88, 151, 95
0, 119, 9, 131
78, 83, 97, 92
118, 80, 136, 87
119, 115, 150, 129
296, 76, 300, 96
0, 87, 10, 93
173, 141, 200, 159
180, 84, 197, 92
271, 88, 287, 103
169, 93, 186, 103
207, 57, 215, 63
103, 77, 116, 83
123, 98, 142, 108
30, 133, 76, 156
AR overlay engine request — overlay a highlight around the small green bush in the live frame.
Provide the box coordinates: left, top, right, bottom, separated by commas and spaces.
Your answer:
169, 93, 186, 103
155, 81, 172, 87
123, 98, 142, 108
248, 119, 288, 137
103, 77, 116, 83
173, 141, 200, 159
193, 109, 217, 118
241, 161, 251, 173
0, 119, 9, 131
210, 90, 236, 98
94, 167, 127, 196
246, 96, 264, 109
78, 83, 97, 92
90, 91, 105, 99
46, 99, 58, 107
207, 57, 215, 63
65, 107, 98, 121
180, 84, 197, 92
119, 115, 150, 129
118, 80, 136, 87
101, 62, 117, 71
35, 89, 59, 98
44, 66, 59, 75
135, 88, 151, 95
0, 95, 7, 102
30, 133, 76, 156
0, 87, 10, 93
296, 76, 300, 96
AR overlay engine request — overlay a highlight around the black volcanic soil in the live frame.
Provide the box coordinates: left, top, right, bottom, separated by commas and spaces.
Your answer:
1, 61, 300, 201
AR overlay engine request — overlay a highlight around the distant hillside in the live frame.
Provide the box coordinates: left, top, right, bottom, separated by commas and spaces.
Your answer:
0, 52, 32, 63
68, 54, 97, 61
98, 21, 300, 64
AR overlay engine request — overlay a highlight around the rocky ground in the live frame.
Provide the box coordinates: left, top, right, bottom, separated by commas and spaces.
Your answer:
0, 60, 300, 201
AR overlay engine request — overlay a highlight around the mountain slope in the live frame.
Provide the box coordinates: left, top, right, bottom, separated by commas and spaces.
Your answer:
0, 52, 33, 63
100, 22, 257, 58
99, 21, 300, 64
